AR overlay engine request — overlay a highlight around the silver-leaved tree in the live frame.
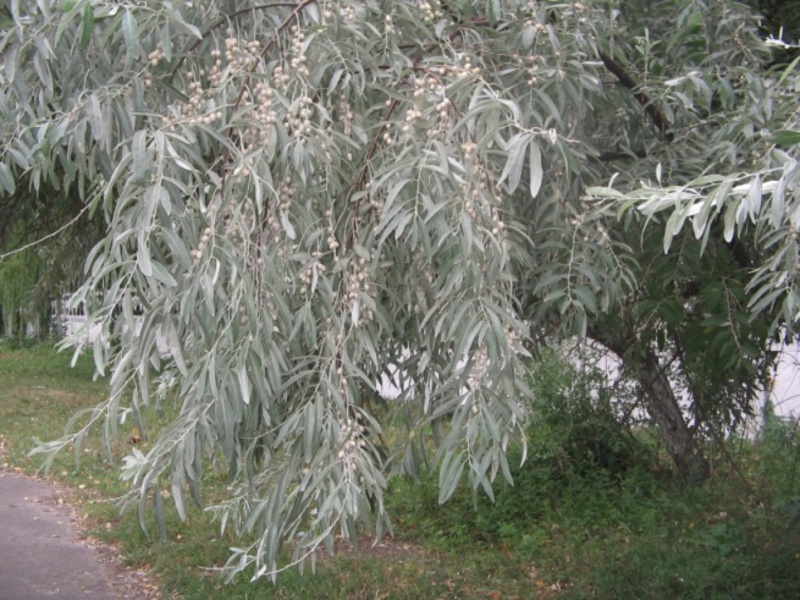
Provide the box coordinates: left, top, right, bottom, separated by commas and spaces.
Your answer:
1, 0, 797, 580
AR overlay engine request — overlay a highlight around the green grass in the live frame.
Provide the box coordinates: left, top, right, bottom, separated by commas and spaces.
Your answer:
1, 341, 800, 599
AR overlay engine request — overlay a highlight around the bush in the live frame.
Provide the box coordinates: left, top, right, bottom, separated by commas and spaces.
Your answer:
526, 347, 652, 479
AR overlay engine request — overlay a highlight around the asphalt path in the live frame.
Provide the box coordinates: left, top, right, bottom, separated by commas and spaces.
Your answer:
0, 471, 148, 600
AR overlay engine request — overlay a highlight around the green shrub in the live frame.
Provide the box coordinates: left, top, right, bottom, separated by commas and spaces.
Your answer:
525, 348, 652, 479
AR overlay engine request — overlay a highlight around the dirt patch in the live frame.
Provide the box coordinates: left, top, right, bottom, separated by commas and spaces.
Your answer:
32, 386, 90, 407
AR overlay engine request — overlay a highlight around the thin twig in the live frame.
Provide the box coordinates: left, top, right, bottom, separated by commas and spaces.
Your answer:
0, 203, 92, 262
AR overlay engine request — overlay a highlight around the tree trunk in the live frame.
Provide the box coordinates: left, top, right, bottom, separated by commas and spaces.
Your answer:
640, 347, 710, 481
589, 327, 710, 481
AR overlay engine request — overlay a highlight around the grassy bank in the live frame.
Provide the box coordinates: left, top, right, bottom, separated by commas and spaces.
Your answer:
1, 341, 799, 598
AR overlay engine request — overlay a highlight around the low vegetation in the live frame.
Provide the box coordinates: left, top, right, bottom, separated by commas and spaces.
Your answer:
1, 341, 799, 598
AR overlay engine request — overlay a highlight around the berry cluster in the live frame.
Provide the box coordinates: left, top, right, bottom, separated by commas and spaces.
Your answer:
190, 226, 213, 265
336, 411, 368, 477
345, 257, 375, 326
286, 95, 314, 137
224, 32, 261, 72
459, 141, 508, 238
202, 195, 257, 263
237, 302, 250, 327
364, 181, 383, 213
171, 71, 222, 126
239, 81, 276, 148
147, 44, 165, 67
272, 65, 291, 90
514, 52, 543, 86
389, 71, 458, 144
288, 25, 310, 78
259, 175, 297, 257
324, 210, 340, 252
143, 44, 165, 88
384, 13, 395, 35
419, 0, 444, 23
337, 97, 354, 136
297, 251, 328, 296
466, 347, 489, 392
340, 4, 358, 21
431, 58, 482, 80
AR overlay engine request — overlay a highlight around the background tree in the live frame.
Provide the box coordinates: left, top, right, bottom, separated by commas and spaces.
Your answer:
0, 186, 103, 337
1, 0, 797, 580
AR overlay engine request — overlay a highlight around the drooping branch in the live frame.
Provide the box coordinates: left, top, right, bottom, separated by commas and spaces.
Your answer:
598, 50, 674, 143
219, 0, 318, 188
170, 2, 304, 80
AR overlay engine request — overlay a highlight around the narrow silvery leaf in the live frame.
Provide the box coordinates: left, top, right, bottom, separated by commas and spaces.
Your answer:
238, 365, 251, 406
4, 46, 16, 81
87, 93, 107, 149
498, 133, 527, 192
747, 174, 762, 223
771, 176, 786, 228
438, 450, 465, 504
529, 140, 542, 198
132, 130, 148, 180
172, 480, 186, 521
122, 10, 141, 59
137, 238, 153, 277
279, 209, 296, 240
80, 4, 94, 48
0, 162, 15, 193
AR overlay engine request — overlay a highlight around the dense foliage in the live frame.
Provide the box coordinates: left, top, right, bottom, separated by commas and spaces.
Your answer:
1, 0, 798, 579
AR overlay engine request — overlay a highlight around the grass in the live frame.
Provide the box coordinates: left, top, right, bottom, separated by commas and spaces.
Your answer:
1, 340, 800, 598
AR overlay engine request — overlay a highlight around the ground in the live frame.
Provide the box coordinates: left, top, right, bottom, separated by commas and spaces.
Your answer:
0, 467, 161, 600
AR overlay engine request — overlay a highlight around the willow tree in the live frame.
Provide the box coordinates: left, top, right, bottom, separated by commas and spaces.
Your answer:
2, 0, 797, 580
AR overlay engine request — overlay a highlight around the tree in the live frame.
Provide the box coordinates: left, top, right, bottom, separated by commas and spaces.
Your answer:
1, 0, 797, 580
0, 185, 103, 338
585, 8, 800, 451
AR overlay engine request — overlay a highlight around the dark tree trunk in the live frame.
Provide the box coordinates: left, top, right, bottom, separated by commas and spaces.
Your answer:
589, 327, 710, 481
640, 347, 710, 481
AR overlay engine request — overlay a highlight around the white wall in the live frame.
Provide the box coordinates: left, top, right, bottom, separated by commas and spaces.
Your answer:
769, 343, 800, 418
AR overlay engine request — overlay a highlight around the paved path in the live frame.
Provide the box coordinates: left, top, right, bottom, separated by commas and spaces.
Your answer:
0, 471, 153, 600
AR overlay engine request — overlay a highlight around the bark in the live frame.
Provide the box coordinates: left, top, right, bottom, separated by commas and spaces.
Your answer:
640, 347, 710, 481
589, 327, 710, 481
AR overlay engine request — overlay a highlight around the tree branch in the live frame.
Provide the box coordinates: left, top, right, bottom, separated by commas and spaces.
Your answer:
0, 203, 92, 262
598, 50, 674, 143
593, 148, 649, 162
